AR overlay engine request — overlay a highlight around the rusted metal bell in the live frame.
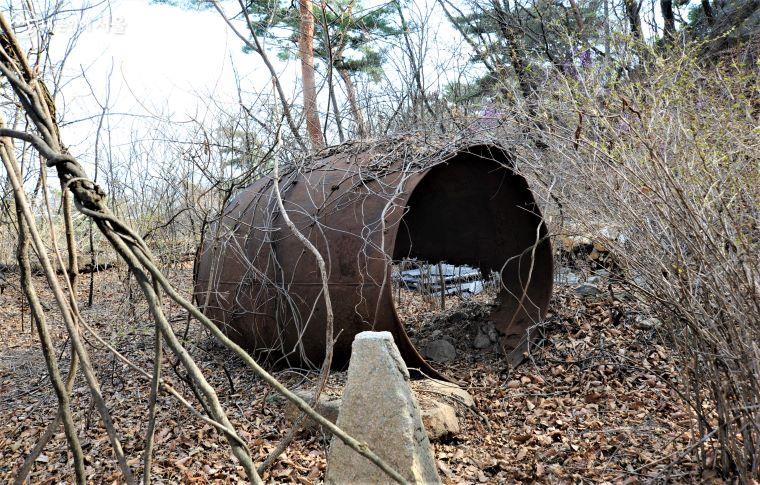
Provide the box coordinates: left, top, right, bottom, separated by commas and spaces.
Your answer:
195, 142, 553, 378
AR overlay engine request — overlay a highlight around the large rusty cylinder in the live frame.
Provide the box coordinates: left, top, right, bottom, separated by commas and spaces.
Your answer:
195, 140, 553, 378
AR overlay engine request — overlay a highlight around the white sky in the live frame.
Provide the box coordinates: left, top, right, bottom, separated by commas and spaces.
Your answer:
49, 0, 297, 153
32, 0, 466, 164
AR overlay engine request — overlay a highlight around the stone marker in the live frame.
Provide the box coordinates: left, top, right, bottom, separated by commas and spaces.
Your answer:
325, 331, 442, 485
285, 383, 470, 442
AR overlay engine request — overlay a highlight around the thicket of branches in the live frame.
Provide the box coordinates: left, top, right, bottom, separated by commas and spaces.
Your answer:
518, 52, 759, 478
0, 0, 758, 481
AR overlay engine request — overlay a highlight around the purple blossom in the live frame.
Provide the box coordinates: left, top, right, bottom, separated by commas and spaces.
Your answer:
580, 49, 593, 68
466, 106, 504, 132
480, 107, 502, 119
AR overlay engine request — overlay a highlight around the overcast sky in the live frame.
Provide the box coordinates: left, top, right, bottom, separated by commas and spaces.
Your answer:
41, 0, 461, 153
46, 0, 293, 152
0, 0, 470, 173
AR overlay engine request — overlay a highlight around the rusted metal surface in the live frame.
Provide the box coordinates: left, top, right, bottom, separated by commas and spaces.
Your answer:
195, 140, 553, 377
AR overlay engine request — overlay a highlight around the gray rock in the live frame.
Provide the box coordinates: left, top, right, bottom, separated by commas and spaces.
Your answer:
422, 339, 457, 362
287, 386, 470, 442
285, 378, 475, 441
575, 283, 600, 297
449, 310, 467, 323
632, 274, 649, 289
325, 331, 441, 485
486, 324, 500, 343
473, 332, 492, 349
555, 267, 581, 285
635, 316, 662, 330
587, 275, 602, 285
420, 402, 459, 441
284, 390, 340, 431
415, 379, 475, 408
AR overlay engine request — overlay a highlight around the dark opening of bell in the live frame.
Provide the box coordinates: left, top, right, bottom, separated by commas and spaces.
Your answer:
390, 145, 549, 361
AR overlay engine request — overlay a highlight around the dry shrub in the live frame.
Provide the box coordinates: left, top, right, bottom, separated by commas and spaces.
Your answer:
518, 49, 759, 478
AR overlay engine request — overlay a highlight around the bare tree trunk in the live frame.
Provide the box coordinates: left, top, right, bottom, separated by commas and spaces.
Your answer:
490, 0, 548, 149
492, 0, 534, 101
7, 156, 136, 484
1, 133, 86, 485
329, 86, 345, 142
87, 222, 95, 306
625, 0, 643, 38
491, 0, 535, 102
395, 2, 436, 121
567, 0, 585, 33
702, 0, 715, 25
338, 68, 366, 138
15, 214, 87, 485
661, 0, 676, 42
142, 297, 162, 484
210, 0, 307, 150
61, 188, 78, 291
319, 5, 344, 143
299, 0, 324, 149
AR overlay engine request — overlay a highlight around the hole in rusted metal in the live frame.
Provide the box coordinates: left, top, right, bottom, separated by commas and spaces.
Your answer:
391, 259, 501, 361
386, 147, 553, 371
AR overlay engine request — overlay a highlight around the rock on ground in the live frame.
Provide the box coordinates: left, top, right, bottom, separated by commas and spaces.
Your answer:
286, 379, 473, 442
473, 332, 491, 349
325, 331, 441, 484
284, 390, 341, 431
414, 379, 475, 408
635, 316, 662, 330
420, 402, 459, 441
422, 339, 457, 362
575, 283, 600, 297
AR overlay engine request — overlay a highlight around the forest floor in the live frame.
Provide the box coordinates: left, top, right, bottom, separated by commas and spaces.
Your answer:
0, 263, 720, 483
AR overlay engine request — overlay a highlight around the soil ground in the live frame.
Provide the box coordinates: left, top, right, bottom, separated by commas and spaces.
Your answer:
0, 264, 714, 483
